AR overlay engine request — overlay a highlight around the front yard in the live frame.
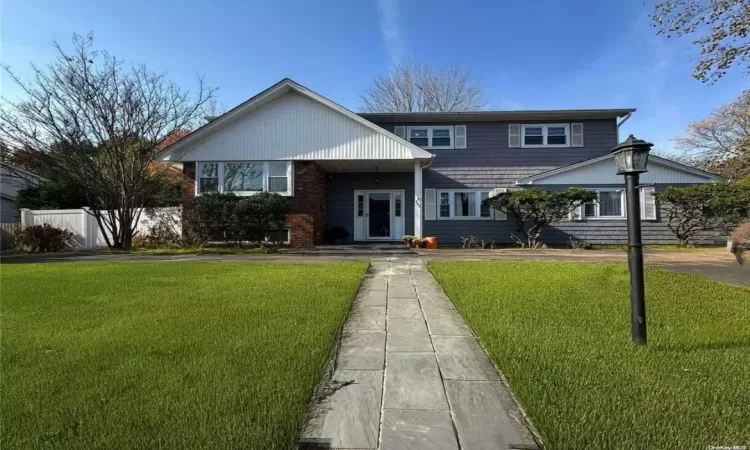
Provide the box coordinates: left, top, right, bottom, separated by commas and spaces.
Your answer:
429, 261, 750, 450
1, 262, 367, 449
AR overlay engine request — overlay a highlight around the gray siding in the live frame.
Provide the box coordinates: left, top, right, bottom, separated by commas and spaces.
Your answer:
326, 172, 414, 242
421, 184, 723, 246
1, 197, 17, 223
377, 119, 619, 189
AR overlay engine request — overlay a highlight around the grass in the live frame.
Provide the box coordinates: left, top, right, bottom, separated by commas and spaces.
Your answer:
428, 261, 750, 450
1, 262, 368, 449
126, 246, 273, 255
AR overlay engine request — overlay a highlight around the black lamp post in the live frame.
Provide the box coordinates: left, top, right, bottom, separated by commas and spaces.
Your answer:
611, 135, 653, 346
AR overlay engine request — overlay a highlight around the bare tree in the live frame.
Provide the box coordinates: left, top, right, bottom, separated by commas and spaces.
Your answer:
673, 90, 750, 180
360, 61, 486, 112
650, 0, 750, 83
0, 33, 215, 249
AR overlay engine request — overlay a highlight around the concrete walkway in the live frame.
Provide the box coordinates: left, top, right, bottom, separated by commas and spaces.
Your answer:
301, 257, 538, 450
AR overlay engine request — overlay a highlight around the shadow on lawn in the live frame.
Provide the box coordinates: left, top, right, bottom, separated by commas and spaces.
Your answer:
653, 339, 750, 353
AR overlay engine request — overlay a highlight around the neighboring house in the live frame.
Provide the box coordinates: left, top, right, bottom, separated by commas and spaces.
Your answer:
158, 78, 724, 247
0, 162, 44, 223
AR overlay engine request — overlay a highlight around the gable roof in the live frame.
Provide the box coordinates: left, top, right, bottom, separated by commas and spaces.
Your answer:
517, 153, 725, 185
158, 78, 434, 161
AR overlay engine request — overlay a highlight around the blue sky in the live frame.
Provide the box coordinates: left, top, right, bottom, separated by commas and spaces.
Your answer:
2, 0, 749, 153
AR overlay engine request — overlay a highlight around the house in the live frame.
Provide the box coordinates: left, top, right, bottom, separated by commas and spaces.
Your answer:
0, 162, 44, 223
157, 78, 724, 247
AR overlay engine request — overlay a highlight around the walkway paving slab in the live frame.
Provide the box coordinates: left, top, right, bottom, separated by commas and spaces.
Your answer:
301, 369, 383, 449
380, 410, 459, 450
338, 330, 385, 370
383, 352, 449, 410
433, 336, 501, 381
445, 380, 539, 450
386, 318, 432, 352
387, 284, 417, 298
361, 277, 387, 291
423, 308, 473, 336
345, 306, 385, 330
388, 274, 413, 285
359, 289, 387, 306
386, 298, 422, 319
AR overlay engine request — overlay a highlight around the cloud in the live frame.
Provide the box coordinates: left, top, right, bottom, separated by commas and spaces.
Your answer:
376, 0, 403, 65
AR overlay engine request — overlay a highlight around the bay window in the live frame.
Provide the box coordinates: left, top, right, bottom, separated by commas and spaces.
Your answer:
196, 161, 292, 196
437, 189, 493, 219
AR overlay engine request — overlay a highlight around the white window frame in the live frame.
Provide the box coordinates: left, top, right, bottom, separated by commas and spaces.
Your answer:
195, 161, 293, 196
407, 126, 455, 149
521, 124, 571, 148
436, 189, 494, 220
582, 189, 626, 220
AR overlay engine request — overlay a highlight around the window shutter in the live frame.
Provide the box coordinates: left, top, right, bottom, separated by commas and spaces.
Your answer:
569, 202, 583, 221
489, 188, 507, 220
424, 188, 437, 220
641, 186, 656, 220
454, 125, 467, 149
394, 126, 406, 139
508, 124, 521, 148
571, 123, 584, 147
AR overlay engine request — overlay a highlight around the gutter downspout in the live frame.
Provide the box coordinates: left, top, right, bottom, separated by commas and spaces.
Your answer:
616, 112, 633, 142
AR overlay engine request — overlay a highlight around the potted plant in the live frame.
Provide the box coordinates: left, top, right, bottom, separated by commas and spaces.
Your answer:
402, 234, 415, 246
413, 237, 426, 248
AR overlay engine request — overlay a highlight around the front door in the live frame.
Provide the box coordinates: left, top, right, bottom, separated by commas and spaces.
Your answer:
353, 190, 405, 241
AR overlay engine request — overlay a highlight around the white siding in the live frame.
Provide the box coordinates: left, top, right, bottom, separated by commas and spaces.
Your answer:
532, 158, 717, 185
175, 92, 417, 161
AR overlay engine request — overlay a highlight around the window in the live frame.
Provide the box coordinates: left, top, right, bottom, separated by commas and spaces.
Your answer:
199, 163, 219, 193
480, 191, 491, 218
196, 161, 292, 196
395, 193, 402, 217
439, 192, 450, 218
408, 126, 454, 149
582, 190, 625, 219
224, 162, 263, 193
268, 162, 288, 193
357, 194, 364, 217
522, 124, 570, 148
437, 190, 493, 219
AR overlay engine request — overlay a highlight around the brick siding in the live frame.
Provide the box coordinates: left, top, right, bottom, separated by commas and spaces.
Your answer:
180, 161, 327, 247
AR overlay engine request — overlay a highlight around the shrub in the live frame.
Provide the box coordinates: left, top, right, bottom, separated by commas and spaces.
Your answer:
654, 183, 750, 245
485, 188, 598, 248
16, 224, 74, 252
731, 222, 750, 264
190, 192, 291, 250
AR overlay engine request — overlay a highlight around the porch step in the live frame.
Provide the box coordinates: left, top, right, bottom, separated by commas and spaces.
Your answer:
294, 244, 416, 256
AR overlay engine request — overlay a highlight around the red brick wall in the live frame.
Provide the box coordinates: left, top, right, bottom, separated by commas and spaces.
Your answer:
286, 161, 327, 247
179, 161, 327, 248
181, 162, 196, 200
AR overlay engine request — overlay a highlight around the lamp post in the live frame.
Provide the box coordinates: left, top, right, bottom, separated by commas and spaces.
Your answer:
611, 135, 653, 346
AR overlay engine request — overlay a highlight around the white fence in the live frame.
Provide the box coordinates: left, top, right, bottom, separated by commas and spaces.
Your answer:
20, 207, 181, 250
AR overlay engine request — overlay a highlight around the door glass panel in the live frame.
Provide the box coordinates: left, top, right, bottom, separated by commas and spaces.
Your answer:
368, 193, 391, 238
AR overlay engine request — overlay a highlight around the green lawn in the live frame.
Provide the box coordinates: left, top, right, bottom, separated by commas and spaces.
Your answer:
1, 262, 367, 449
428, 262, 750, 450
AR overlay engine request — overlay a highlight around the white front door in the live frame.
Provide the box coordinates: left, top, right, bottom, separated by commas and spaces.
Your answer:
353, 190, 405, 241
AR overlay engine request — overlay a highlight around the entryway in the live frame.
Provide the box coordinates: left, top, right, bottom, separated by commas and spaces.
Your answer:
353, 190, 405, 241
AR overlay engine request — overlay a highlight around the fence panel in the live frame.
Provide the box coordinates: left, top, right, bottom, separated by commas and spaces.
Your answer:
0, 222, 22, 250
21, 207, 182, 250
